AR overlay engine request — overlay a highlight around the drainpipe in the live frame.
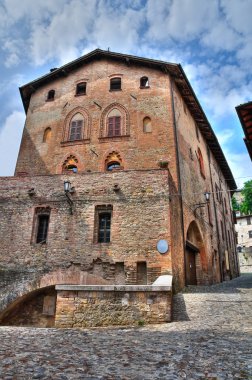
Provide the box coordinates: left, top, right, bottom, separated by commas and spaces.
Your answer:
207, 147, 223, 282
170, 79, 187, 287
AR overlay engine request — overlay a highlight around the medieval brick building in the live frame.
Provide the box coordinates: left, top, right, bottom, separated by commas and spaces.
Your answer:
0, 49, 239, 326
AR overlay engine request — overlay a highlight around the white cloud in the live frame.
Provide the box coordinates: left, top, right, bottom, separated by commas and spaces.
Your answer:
0, 111, 25, 176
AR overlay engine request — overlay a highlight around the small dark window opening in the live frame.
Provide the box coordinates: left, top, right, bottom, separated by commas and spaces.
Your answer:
137, 262, 147, 284
107, 162, 121, 171
76, 82, 86, 95
249, 231, 252, 238
47, 90, 55, 101
69, 120, 83, 141
247, 217, 251, 225
110, 77, 121, 91
108, 116, 121, 137
98, 213, 111, 243
140, 76, 149, 88
36, 214, 49, 243
65, 164, 78, 173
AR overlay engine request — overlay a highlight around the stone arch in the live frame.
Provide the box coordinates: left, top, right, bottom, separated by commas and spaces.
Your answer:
100, 103, 130, 137
62, 106, 91, 142
185, 220, 207, 285
0, 268, 110, 326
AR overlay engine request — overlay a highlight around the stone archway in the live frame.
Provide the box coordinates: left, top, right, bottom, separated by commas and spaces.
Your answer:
185, 221, 207, 285
0, 269, 110, 327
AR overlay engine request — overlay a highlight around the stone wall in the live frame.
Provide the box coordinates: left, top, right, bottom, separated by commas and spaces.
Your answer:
55, 285, 172, 327
0, 169, 172, 313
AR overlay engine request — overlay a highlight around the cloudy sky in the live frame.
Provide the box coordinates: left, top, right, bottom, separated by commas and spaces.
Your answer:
0, 0, 251, 188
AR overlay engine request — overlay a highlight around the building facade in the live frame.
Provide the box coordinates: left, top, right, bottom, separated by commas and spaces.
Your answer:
0, 50, 239, 326
233, 191, 252, 272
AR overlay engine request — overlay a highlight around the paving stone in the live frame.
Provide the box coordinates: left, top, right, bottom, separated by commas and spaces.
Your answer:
0, 274, 251, 379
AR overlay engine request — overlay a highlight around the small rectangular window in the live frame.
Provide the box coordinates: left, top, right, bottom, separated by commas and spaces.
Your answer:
247, 217, 251, 225
76, 82, 86, 95
110, 78, 121, 91
33, 207, 50, 244
137, 262, 147, 284
37, 214, 49, 243
249, 231, 252, 238
94, 205, 113, 243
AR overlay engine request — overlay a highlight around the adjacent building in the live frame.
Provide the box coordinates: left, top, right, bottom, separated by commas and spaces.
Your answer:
0, 49, 239, 327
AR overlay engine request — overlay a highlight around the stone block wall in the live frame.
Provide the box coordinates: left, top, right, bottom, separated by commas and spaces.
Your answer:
55, 285, 172, 327
0, 169, 172, 314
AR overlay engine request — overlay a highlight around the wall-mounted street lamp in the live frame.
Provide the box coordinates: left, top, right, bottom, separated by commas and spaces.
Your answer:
193, 191, 210, 216
64, 180, 75, 214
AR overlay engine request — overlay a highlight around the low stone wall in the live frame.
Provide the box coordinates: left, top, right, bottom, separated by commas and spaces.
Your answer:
55, 285, 172, 328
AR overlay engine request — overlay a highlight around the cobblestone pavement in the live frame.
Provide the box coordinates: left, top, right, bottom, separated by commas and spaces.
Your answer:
0, 274, 251, 380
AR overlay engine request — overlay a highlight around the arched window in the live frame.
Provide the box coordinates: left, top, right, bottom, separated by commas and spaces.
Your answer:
140, 76, 149, 88
107, 162, 121, 171
62, 155, 79, 173
47, 90, 55, 101
107, 109, 121, 137
43, 127, 52, 142
198, 148, 205, 178
100, 103, 129, 138
143, 117, 152, 133
105, 151, 123, 172
69, 113, 84, 141
110, 77, 121, 91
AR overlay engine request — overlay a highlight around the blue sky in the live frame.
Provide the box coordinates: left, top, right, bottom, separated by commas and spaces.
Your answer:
0, 0, 251, 188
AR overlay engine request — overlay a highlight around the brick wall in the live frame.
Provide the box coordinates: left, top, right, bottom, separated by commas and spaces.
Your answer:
0, 169, 172, 313
15, 58, 178, 186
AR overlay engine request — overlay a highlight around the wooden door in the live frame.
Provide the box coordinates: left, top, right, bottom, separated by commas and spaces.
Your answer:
186, 249, 197, 285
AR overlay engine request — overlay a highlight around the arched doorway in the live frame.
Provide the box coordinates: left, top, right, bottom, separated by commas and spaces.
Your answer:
185, 221, 206, 285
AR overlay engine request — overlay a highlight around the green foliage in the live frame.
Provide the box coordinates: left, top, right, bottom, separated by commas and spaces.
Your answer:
231, 196, 240, 211
240, 180, 252, 215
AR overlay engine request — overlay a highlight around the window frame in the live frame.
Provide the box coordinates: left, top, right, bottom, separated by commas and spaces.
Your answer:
47, 90, 55, 101
140, 76, 149, 88
32, 207, 51, 245
94, 205, 113, 244
108, 116, 121, 137
110, 77, 121, 91
69, 119, 83, 141
75, 82, 87, 96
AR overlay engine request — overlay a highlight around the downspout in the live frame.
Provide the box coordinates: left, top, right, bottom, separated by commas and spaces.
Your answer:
207, 147, 223, 282
170, 79, 187, 286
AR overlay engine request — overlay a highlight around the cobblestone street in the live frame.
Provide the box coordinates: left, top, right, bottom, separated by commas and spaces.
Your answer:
0, 274, 251, 380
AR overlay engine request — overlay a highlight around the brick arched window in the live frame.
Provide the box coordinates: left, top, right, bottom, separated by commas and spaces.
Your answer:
43, 127, 52, 142
100, 103, 129, 138
198, 148, 205, 178
105, 151, 123, 171
62, 155, 79, 173
62, 107, 90, 144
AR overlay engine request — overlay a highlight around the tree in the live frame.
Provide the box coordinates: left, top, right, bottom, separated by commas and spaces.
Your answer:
231, 195, 240, 211
240, 180, 252, 215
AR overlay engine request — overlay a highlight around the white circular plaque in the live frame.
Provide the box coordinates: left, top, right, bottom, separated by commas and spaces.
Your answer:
157, 239, 169, 254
